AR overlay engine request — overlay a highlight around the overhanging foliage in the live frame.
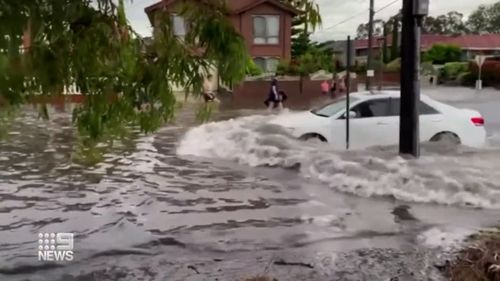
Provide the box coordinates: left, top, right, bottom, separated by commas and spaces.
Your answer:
0, 0, 249, 143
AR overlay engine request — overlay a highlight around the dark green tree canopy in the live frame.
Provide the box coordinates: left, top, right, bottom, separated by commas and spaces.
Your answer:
0, 0, 320, 145
355, 1, 500, 41
423, 44, 463, 65
422, 12, 468, 35
467, 2, 500, 34
356, 19, 386, 40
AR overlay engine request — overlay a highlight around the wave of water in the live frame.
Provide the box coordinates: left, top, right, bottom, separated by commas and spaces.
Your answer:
177, 114, 500, 209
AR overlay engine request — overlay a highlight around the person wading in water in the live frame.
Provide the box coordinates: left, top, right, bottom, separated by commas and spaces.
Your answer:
198, 74, 219, 122
203, 75, 216, 103
330, 76, 338, 98
264, 77, 284, 112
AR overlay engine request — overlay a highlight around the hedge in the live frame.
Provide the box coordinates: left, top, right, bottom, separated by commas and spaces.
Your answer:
441, 62, 469, 81
465, 60, 500, 87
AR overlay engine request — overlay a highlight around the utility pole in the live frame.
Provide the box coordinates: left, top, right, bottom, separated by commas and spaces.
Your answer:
378, 37, 384, 91
399, 0, 428, 158
366, 0, 375, 91
346, 36, 352, 150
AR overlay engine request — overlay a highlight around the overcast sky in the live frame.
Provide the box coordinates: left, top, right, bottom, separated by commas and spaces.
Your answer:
125, 0, 497, 42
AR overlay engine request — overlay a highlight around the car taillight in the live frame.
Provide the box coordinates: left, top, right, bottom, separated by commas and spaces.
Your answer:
471, 117, 484, 126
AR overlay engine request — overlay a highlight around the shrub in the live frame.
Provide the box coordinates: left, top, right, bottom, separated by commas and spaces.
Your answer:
352, 63, 367, 74
458, 72, 475, 86
277, 51, 332, 76
276, 60, 289, 76
421, 61, 436, 75
385, 58, 401, 72
246, 59, 263, 77
298, 53, 317, 75
276, 59, 299, 76
423, 44, 462, 64
371, 59, 384, 72
441, 62, 469, 81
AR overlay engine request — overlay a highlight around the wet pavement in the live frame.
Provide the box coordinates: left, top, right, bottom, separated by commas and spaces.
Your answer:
0, 87, 500, 281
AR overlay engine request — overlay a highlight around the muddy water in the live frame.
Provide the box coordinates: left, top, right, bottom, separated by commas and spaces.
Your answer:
0, 99, 500, 281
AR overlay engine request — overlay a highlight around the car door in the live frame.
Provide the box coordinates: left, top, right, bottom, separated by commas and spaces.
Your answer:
389, 98, 444, 142
348, 98, 399, 149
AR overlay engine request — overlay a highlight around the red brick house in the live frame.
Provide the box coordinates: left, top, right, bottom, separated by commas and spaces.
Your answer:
145, 0, 299, 73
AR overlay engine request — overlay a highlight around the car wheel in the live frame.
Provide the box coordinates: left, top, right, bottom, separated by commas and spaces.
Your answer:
300, 133, 327, 143
430, 132, 461, 145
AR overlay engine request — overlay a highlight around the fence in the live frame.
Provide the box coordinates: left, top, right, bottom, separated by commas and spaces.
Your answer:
220, 77, 359, 110
356, 71, 401, 87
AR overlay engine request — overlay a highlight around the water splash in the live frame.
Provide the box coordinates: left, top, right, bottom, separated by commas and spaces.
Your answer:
177, 114, 500, 209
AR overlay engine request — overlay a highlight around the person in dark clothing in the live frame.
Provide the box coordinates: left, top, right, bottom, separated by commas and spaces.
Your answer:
278, 90, 287, 104
264, 78, 283, 111
330, 76, 337, 98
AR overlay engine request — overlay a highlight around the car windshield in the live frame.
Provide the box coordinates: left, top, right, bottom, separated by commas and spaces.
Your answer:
310, 97, 358, 117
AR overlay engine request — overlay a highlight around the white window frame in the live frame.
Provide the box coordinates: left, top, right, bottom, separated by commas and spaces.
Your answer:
171, 14, 187, 38
254, 57, 280, 73
253, 15, 280, 45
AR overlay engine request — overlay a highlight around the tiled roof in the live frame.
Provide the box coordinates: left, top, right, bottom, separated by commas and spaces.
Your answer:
145, 0, 299, 15
229, 0, 300, 15
144, 0, 175, 14
354, 34, 500, 51
444, 34, 500, 50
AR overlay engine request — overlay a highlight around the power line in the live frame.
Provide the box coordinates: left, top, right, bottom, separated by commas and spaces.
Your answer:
320, 0, 401, 32
323, 9, 370, 31
375, 0, 400, 14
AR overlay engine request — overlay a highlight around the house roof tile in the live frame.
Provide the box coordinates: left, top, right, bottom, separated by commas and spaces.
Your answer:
145, 0, 300, 16
354, 34, 500, 51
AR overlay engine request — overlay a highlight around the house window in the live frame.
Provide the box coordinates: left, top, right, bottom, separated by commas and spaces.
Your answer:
254, 57, 280, 73
266, 58, 279, 72
253, 15, 280, 44
254, 57, 267, 71
171, 14, 187, 37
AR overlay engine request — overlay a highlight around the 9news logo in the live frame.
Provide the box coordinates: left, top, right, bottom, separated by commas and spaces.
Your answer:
37, 233, 74, 262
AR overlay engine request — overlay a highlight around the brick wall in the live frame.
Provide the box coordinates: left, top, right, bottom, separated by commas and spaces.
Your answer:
357, 71, 401, 87
219, 77, 359, 110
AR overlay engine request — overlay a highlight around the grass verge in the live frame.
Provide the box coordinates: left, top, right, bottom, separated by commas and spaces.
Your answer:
447, 227, 500, 281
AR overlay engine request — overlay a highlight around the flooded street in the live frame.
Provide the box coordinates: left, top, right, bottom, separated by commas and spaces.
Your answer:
1, 88, 500, 281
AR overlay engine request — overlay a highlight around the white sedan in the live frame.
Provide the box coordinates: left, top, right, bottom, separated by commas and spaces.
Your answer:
269, 91, 487, 149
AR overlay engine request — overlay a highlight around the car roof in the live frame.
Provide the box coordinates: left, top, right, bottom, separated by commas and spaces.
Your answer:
349, 90, 431, 101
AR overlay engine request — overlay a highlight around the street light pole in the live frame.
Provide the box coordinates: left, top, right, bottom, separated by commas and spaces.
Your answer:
399, 0, 428, 158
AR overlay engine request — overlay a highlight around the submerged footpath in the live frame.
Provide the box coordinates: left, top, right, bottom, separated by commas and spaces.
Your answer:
239, 228, 500, 281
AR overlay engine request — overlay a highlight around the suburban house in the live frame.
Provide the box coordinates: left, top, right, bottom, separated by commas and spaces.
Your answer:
145, 0, 299, 74
352, 34, 500, 64
320, 40, 355, 67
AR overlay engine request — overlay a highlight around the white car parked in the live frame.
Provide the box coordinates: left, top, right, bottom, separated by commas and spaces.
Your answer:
269, 91, 487, 149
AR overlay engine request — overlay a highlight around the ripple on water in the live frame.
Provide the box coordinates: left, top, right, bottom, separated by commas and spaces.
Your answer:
0, 107, 498, 281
